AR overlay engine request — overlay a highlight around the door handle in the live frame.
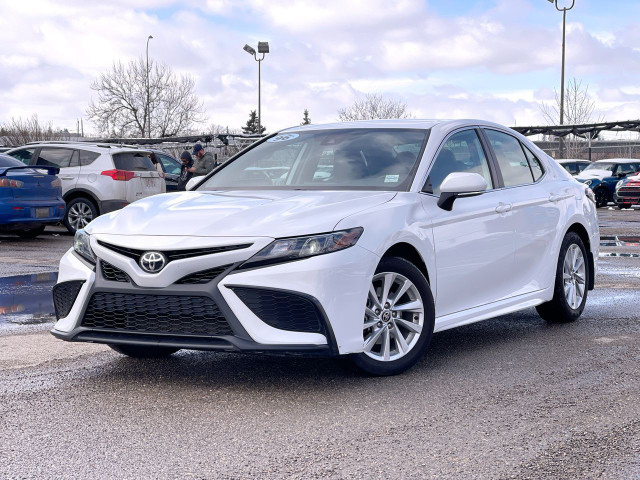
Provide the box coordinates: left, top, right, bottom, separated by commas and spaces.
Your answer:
60, 176, 74, 180
549, 193, 563, 203
495, 203, 512, 214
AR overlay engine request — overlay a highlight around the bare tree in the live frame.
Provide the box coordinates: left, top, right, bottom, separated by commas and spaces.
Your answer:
337, 93, 411, 121
0, 114, 70, 146
87, 58, 205, 138
539, 78, 602, 158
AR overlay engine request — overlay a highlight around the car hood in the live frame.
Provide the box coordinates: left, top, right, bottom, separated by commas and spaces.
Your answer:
87, 190, 397, 237
576, 169, 610, 180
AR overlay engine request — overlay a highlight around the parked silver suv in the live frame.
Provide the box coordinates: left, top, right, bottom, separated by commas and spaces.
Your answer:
6, 142, 165, 232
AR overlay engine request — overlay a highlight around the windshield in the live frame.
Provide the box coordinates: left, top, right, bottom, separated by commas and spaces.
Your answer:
584, 162, 616, 172
197, 128, 429, 191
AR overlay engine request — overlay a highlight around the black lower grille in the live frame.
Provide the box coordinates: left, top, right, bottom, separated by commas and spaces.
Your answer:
232, 287, 325, 334
175, 265, 230, 284
101, 261, 130, 283
81, 292, 232, 336
52, 281, 85, 319
617, 189, 640, 198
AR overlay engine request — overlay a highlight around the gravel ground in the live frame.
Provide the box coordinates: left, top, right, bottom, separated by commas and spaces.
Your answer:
0, 208, 638, 479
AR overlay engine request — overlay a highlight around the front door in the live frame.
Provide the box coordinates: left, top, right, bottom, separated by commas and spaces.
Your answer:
34, 147, 79, 195
420, 128, 515, 320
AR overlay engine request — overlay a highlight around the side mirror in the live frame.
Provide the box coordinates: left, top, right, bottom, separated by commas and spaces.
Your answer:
437, 172, 488, 211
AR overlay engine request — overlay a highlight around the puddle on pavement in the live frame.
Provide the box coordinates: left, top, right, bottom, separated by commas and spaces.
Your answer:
600, 236, 640, 247
0, 272, 57, 327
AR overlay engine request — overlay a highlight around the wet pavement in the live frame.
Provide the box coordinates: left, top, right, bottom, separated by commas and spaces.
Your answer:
0, 209, 638, 479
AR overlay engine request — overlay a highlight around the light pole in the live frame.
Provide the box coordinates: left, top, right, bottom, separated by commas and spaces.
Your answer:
548, 0, 575, 157
243, 41, 269, 134
146, 34, 153, 138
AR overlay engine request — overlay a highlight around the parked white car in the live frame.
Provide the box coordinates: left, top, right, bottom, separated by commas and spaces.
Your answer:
6, 142, 165, 232
51, 120, 599, 375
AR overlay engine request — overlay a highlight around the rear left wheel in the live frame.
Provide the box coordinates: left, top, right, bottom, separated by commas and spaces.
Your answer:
350, 257, 435, 376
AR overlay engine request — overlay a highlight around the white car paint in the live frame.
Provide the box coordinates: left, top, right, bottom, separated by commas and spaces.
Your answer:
52, 119, 599, 361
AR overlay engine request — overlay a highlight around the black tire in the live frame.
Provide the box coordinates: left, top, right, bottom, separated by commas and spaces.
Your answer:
594, 188, 608, 208
536, 232, 589, 324
17, 225, 46, 239
618, 204, 632, 210
350, 257, 435, 376
109, 344, 180, 358
63, 197, 98, 233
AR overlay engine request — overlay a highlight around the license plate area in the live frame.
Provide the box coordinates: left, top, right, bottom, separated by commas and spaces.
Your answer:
35, 208, 49, 218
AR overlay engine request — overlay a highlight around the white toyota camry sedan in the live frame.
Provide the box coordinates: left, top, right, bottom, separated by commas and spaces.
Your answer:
52, 120, 599, 375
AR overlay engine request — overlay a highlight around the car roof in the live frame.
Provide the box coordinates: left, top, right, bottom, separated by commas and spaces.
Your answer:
7, 142, 149, 155
594, 158, 640, 163
556, 159, 590, 163
278, 118, 515, 133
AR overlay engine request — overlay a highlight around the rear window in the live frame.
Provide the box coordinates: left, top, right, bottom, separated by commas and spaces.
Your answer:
8, 148, 36, 165
111, 152, 155, 171
79, 150, 100, 166
0, 154, 26, 167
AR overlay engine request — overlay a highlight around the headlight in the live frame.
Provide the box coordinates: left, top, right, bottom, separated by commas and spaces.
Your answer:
616, 180, 624, 190
73, 229, 96, 264
584, 179, 593, 186
239, 227, 364, 269
585, 187, 596, 204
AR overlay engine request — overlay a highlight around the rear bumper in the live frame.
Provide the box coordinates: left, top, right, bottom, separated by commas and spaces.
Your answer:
0, 199, 65, 227
98, 199, 129, 214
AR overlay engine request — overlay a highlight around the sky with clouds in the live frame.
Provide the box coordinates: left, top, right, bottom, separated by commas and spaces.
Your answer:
1, 0, 639, 135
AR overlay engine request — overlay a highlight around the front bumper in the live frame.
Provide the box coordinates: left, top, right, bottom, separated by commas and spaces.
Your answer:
51, 235, 379, 355
613, 190, 640, 206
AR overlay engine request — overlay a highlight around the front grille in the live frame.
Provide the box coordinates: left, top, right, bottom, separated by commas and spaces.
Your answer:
232, 287, 325, 334
617, 188, 640, 198
81, 292, 232, 336
101, 261, 130, 283
97, 241, 252, 263
52, 281, 85, 319
176, 265, 231, 284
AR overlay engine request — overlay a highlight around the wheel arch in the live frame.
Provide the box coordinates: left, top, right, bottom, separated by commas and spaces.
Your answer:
566, 222, 595, 291
63, 189, 101, 214
381, 242, 431, 285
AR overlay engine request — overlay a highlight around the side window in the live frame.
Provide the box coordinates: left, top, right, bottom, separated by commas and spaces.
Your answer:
69, 151, 79, 167
618, 163, 637, 176
9, 148, 36, 165
36, 148, 75, 168
577, 162, 589, 173
523, 146, 544, 181
159, 155, 181, 175
565, 163, 577, 175
424, 130, 493, 196
79, 150, 100, 166
484, 130, 534, 187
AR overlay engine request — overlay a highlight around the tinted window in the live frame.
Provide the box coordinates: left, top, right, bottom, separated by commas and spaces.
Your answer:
198, 129, 428, 191
485, 130, 533, 187
0, 153, 25, 167
424, 129, 493, 196
9, 148, 36, 165
577, 162, 589, 172
79, 150, 100, 166
523, 146, 544, 181
584, 162, 616, 173
36, 148, 75, 168
563, 163, 577, 175
111, 152, 155, 171
159, 154, 181, 175
618, 163, 640, 176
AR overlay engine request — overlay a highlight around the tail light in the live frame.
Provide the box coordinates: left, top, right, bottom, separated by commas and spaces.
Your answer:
0, 178, 24, 188
51, 178, 62, 188
101, 169, 135, 181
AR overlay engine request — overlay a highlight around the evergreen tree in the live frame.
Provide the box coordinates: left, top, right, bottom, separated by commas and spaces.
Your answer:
242, 110, 266, 134
301, 109, 311, 125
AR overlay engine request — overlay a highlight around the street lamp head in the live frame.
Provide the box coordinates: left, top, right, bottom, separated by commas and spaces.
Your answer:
548, 0, 575, 11
243, 44, 256, 56
148, 35, 153, 40
257, 41, 270, 54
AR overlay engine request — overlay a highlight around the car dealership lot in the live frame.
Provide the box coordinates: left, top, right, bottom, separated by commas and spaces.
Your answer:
1, 208, 639, 479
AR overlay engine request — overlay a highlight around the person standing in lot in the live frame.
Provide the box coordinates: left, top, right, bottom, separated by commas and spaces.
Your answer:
177, 151, 194, 191
190, 144, 215, 177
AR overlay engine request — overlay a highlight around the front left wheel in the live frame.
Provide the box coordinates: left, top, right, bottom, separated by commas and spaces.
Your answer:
350, 257, 435, 376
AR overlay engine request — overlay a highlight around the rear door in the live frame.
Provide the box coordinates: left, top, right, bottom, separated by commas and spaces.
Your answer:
157, 154, 181, 191
34, 148, 78, 195
482, 129, 562, 295
111, 151, 165, 203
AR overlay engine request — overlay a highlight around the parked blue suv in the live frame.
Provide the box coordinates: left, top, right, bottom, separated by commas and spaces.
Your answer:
576, 159, 640, 208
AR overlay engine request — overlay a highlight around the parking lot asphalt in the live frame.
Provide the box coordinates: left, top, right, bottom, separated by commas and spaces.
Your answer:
0, 208, 639, 479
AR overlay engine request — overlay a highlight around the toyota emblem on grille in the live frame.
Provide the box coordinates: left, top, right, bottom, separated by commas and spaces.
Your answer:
140, 251, 167, 273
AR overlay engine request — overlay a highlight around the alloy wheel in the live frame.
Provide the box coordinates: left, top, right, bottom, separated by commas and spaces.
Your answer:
68, 202, 94, 230
363, 272, 424, 362
563, 244, 586, 309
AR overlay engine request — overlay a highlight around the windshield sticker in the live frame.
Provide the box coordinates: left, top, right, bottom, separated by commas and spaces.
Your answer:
267, 133, 299, 143
384, 174, 400, 183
